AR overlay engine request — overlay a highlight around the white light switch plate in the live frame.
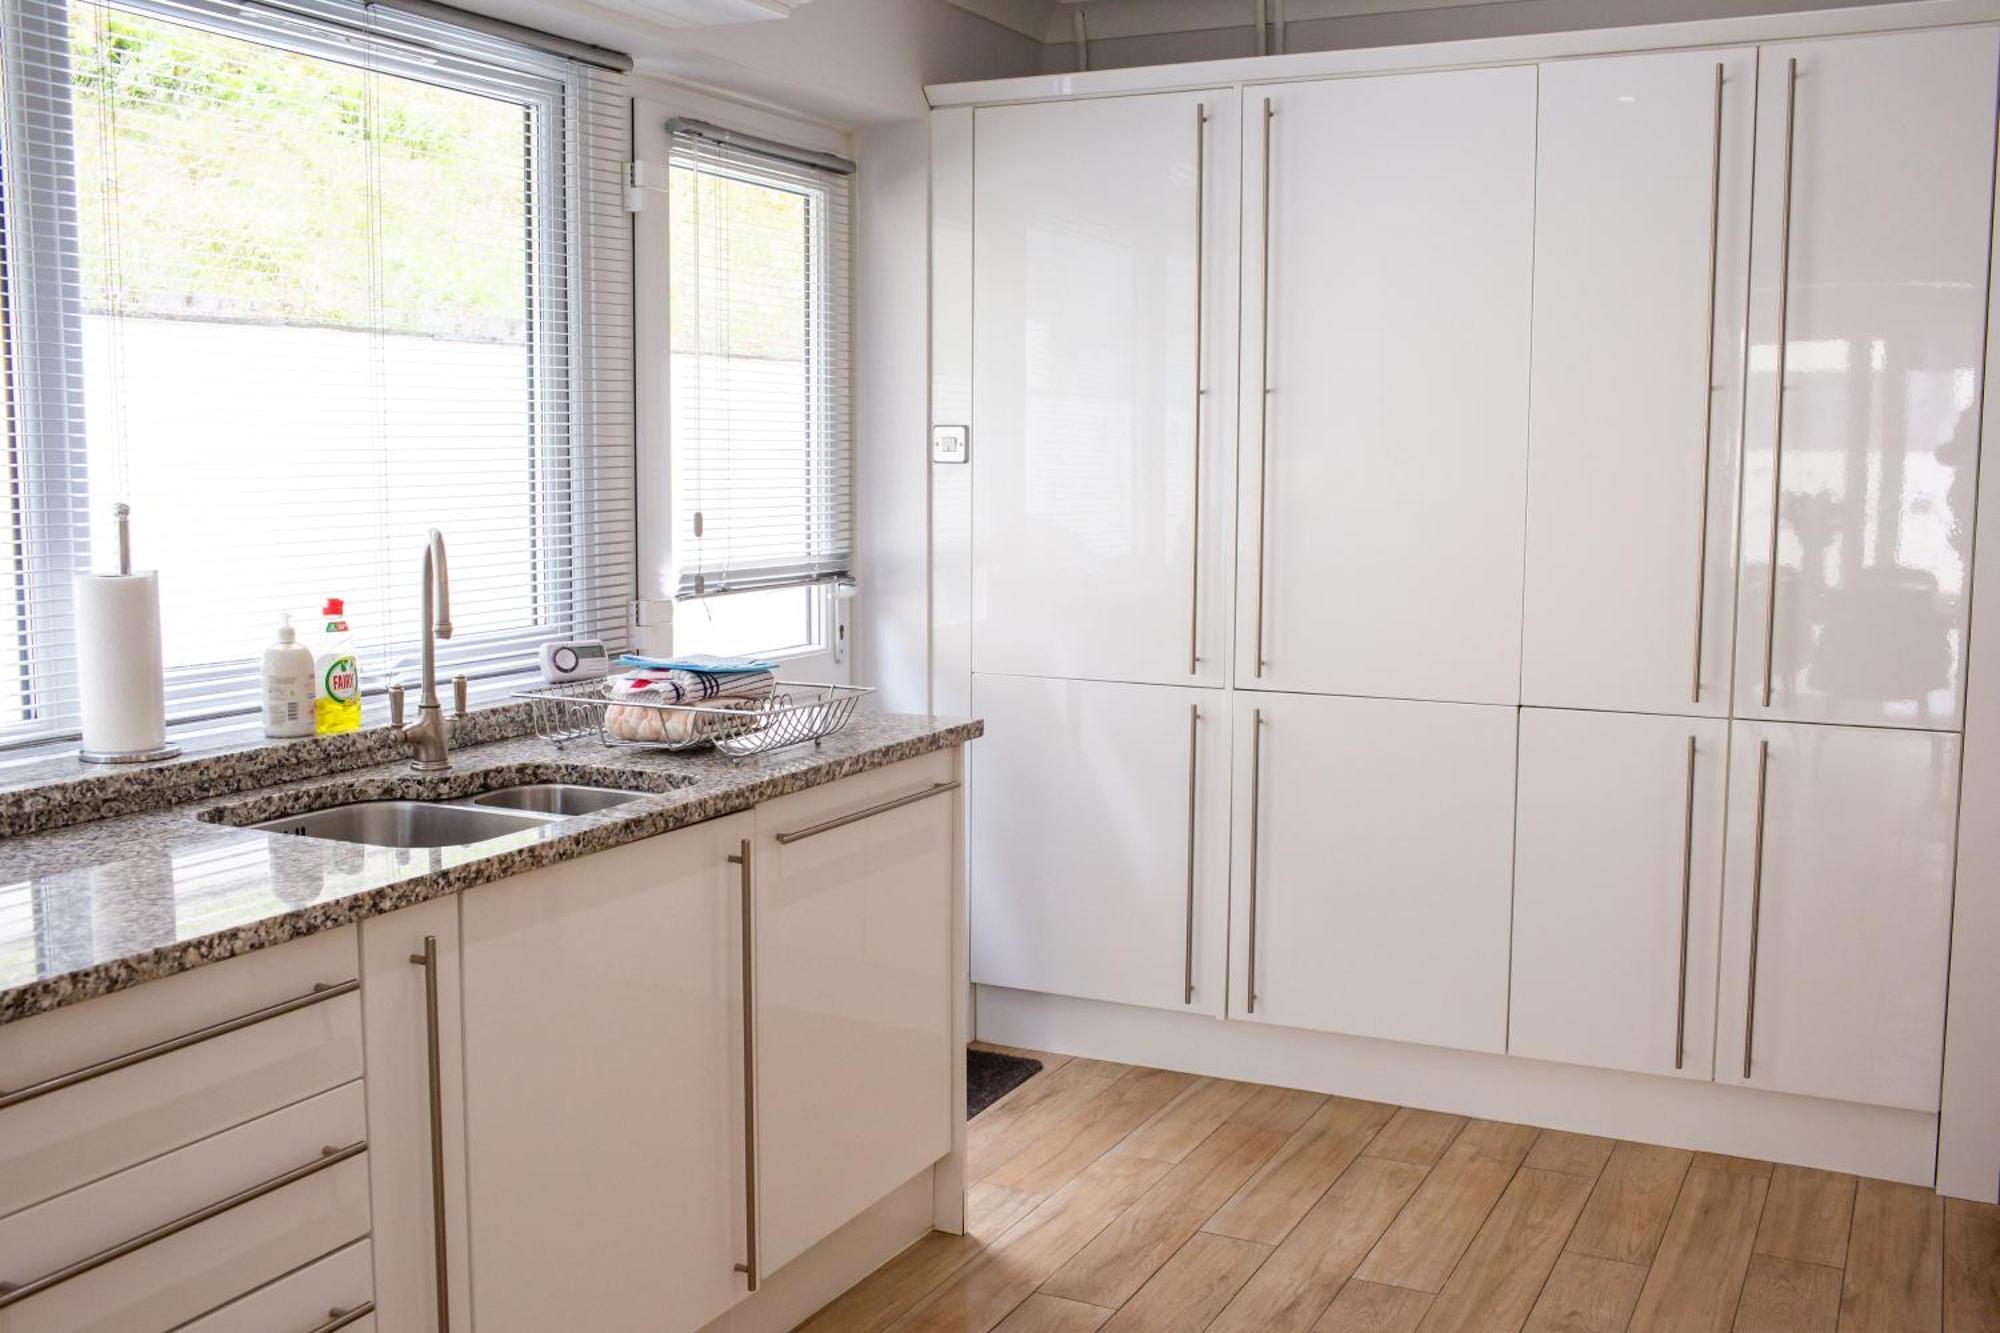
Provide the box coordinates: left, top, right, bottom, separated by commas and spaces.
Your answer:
931, 425, 969, 465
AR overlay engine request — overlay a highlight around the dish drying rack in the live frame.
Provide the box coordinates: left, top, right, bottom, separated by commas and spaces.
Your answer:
515, 679, 873, 757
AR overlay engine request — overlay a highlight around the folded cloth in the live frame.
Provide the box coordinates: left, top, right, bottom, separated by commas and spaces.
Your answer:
609, 667, 775, 704
605, 697, 762, 745
616, 652, 776, 675
603, 662, 777, 745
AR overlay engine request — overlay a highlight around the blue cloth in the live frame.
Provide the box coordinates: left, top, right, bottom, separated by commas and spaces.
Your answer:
616, 653, 776, 675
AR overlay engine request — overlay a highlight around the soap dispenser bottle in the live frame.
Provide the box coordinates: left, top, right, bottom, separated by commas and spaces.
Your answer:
261, 614, 317, 738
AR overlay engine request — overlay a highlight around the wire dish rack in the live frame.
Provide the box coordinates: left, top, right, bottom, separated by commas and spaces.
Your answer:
515, 679, 873, 757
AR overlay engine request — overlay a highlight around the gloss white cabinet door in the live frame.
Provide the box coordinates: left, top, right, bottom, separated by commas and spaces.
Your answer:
1230, 693, 1517, 1053
1716, 722, 1958, 1112
1510, 710, 1730, 1080
460, 816, 754, 1333
971, 89, 1238, 687
1735, 29, 1998, 729
1520, 49, 1755, 716
754, 752, 957, 1276
359, 898, 472, 1333
1237, 66, 1535, 704
970, 673, 1231, 1017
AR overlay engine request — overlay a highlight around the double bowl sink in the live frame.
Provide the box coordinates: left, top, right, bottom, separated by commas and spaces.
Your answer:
246, 783, 649, 850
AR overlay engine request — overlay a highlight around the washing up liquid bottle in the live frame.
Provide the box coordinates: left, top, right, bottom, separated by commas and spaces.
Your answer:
314, 597, 361, 734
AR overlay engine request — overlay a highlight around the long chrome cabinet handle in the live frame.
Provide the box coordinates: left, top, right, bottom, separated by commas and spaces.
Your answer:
1253, 96, 1274, 679
1246, 708, 1264, 1015
1675, 736, 1697, 1070
409, 935, 451, 1332
1761, 58, 1799, 708
313, 1303, 378, 1333
775, 781, 960, 845
0, 977, 359, 1110
729, 839, 760, 1292
1692, 62, 1725, 705
1183, 704, 1199, 1005
0, 1142, 367, 1309
1189, 100, 1207, 677
1743, 738, 1771, 1079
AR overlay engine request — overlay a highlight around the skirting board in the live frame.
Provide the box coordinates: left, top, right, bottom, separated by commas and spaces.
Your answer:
975, 985, 1938, 1187
699, 1164, 938, 1333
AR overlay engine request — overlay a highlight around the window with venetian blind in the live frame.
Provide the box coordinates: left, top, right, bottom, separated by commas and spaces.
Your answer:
0, 0, 634, 745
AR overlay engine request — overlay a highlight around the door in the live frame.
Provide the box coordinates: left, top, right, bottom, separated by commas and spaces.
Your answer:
1717, 721, 1959, 1111
1237, 66, 1536, 704
1735, 28, 1998, 729
754, 751, 958, 1275
969, 672, 1232, 1016
359, 898, 472, 1333
1510, 709, 1730, 1079
1231, 692, 1518, 1053
1520, 49, 1756, 716
459, 815, 754, 1333
971, 89, 1238, 687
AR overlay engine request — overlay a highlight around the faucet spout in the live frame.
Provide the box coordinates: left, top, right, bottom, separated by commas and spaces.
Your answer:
407, 529, 455, 773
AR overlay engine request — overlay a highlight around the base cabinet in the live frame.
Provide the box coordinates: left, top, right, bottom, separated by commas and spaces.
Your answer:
358, 897, 472, 1333
1510, 710, 1729, 1079
459, 814, 756, 1333
1716, 721, 1959, 1112
1229, 693, 1517, 1052
752, 752, 958, 1276
969, 672, 1231, 1016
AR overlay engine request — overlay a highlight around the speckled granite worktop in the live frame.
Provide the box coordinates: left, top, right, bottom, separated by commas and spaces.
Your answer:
0, 712, 981, 1024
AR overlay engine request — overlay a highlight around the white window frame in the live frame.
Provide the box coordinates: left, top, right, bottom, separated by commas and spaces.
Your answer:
631, 90, 854, 681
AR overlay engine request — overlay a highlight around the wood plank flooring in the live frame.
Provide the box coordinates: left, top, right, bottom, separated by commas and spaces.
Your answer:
798, 1046, 2000, 1333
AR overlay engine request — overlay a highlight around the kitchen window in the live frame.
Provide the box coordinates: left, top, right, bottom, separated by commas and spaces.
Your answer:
0, 0, 633, 746
664, 119, 852, 665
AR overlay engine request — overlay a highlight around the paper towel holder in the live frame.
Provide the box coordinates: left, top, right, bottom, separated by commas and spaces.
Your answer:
77, 503, 182, 765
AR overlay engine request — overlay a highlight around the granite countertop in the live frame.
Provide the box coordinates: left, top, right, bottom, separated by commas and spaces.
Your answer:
0, 711, 981, 1025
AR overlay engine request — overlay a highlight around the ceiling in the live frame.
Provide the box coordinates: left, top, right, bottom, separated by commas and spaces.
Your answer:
940, 0, 1532, 43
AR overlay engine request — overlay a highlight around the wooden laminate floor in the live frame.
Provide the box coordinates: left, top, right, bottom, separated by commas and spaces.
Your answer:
798, 1046, 2000, 1333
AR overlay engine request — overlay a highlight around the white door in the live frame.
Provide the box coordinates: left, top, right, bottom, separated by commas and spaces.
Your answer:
1735, 29, 1998, 730
971, 89, 1238, 687
1236, 66, 1536, 705
1230, 692, 1518, 1053
358, 898, 472, 1333
969, 672, 1232, 1016
459, 815, 754, 1333
1511, 709, 1730, 1080
1520, 49, 1756, 716
754, 751, 957, 1275
1716, 721, 1959, 1112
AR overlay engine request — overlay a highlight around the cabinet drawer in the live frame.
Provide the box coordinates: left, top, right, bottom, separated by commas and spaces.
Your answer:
0, 1111, 370, 1333
178, 1238, 374, 1333
0, 987, 363, 1216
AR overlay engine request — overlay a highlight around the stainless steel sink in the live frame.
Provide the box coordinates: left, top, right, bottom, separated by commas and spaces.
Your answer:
467, 784, 648, 816
249, 800, 551, 848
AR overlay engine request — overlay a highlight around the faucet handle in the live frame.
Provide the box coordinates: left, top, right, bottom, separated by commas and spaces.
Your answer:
388, 683, 405, 729
452, 675, 469, 720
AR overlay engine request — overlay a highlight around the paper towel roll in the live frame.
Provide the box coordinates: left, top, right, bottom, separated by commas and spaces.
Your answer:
75, 572, 169, 758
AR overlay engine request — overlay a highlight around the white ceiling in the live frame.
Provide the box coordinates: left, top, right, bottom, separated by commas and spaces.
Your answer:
941, 0, 1531, 43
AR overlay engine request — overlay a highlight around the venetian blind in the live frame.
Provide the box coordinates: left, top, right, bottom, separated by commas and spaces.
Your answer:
668, 120, 852, 600
0, 0, 634, 744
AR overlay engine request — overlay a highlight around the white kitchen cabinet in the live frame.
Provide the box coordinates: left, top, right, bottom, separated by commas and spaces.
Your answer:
358, 896, 471, 1333
752, 752, 957, 1275
1716, 721, 1959, 1112
971, 89, 1238, 688
1229, 693, 1517, 1052
1235, 65, 1535, 705
969, 672, 1231, 1017
1510, 709, 1730, 1080
460, 814, 755, 1333
1520, 49, 1756, 716
1734, 28, 1998, 730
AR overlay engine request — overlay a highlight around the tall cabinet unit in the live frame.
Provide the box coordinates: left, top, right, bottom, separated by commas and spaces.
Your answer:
967, 88, 1239, 1019
1733, 28, 1997, 731
1235, 66, 1536, 704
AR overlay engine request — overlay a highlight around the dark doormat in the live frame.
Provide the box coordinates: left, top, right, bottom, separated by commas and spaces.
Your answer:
967, 1047, 1043, 1118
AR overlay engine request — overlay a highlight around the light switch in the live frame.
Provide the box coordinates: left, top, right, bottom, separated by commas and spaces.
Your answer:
931, 425, 969, 465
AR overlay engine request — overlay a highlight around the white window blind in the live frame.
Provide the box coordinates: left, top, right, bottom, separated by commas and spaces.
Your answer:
668, 121, 851, 600
0, 0, 634, 745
